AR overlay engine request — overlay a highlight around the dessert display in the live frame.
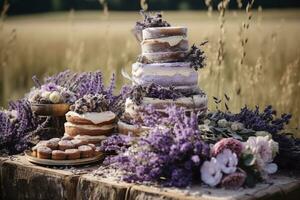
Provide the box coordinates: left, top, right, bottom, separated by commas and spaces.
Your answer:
1, 10, 299, 196
119, 12, 208, 134
63, 94, 117, 144
29, 137, 101, 161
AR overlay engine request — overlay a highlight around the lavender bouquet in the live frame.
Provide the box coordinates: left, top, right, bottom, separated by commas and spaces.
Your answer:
101, 105, 210, 187
28, 75, 76, 104
0, 99, 38, 155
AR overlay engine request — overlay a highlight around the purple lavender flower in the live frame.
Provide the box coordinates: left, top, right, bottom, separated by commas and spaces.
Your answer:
0, 99, 38, 155
133, 11, 170, 42
41, 83, 59, 92
208, 105, 291, 134
100, 134, 133, 153
102, 105, 210, 187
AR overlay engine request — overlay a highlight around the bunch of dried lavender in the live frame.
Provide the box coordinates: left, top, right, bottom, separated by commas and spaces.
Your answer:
102, 105, 210, 187
186, 42, 207, 71
0, 99, 38, 155
133, 10, 170, 42
127, 83, 201, 105
70, 94, 110, 114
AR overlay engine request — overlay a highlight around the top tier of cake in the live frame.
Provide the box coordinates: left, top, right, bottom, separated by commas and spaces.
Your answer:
133, 26, 199, 90
140, 27, 189, 63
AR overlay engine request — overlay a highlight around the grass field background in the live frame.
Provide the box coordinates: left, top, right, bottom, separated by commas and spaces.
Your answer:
0, 10, 299, 133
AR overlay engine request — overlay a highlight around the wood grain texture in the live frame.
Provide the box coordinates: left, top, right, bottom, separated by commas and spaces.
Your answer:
1, 156, 300, 200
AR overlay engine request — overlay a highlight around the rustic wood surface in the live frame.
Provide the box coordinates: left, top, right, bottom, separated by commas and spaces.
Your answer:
1, 155, 300, 200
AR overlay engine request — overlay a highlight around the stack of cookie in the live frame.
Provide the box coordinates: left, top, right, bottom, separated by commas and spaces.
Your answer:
31, 138, 101, 160
64, 111, 116, 144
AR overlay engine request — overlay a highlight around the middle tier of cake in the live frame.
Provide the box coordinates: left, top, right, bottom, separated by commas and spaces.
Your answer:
123, 91, 208, 123
132, 62, 198, 90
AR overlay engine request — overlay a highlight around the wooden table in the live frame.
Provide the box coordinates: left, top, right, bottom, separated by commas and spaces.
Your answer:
1, 156, 300, 200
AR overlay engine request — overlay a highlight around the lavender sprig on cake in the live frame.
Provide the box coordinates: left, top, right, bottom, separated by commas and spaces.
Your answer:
133, 11, 170, 42
126, 83, 203, 105
70, 94, 110, 114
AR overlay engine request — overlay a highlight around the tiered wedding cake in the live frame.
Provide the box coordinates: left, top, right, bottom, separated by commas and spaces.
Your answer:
119, 13, 208, 134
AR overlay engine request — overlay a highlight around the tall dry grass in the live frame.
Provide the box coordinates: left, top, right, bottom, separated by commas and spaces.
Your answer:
0, 6, 299, 133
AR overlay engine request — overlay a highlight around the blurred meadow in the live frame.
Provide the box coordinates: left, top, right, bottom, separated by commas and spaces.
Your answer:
0, 4, 300, 132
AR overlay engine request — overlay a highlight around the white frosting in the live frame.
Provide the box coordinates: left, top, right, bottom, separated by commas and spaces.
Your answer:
64, 122, 115, 130
132, 62, 196, 77
142, 35, 186, 47
142, 27, 187, 40
66, 111, 116, 125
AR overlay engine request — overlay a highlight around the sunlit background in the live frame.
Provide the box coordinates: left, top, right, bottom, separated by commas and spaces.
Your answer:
0, 0, 299, 133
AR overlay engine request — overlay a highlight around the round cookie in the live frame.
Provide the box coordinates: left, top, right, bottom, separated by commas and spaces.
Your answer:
46, 140, 59, 150
58, 140, 75, 151
71, 139, 88, 148
78, 145, 94, 158
37, 146, 52, 159
52, 150, 67, 160
65, 149, 80, 160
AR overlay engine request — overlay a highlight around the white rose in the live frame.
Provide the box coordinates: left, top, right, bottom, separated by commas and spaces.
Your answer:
49, 91, 61, 103
201, 158, 223, 187
245, 136, 273, 163
41, 91, 51, 99
216, 149, 238, 174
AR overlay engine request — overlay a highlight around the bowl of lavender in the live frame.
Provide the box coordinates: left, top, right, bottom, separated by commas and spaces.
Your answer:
28, 77, 76, 116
